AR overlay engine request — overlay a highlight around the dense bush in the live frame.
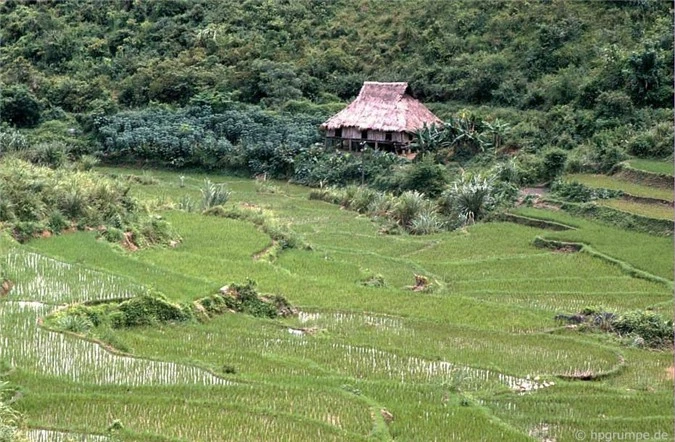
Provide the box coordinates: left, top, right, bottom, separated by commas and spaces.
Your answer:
542, 148, 568, 181
373, 156, 450, 197
0, 0, 670, 181
220, 281, 295, 319
0, 85, 41, 128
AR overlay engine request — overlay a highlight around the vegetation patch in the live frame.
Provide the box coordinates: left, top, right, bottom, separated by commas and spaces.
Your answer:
216, 280, 297, 319
309, 171, 517, 235
556, 307, 673, 349
550, 180, 623, 203
45, 281, 297, 352
0, 158, 178, 247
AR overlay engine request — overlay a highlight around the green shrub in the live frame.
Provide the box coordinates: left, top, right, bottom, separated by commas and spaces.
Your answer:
542, 148, 568, 181
627, 123, 674, 159
74, 154, 100, 171
374, 158, 449, 197
56, 314, 94, 333
221, 281, 286, 319
0, 85, 41, 128
24, 142, 69, 168
102, 227, 125, 243
133, 216, 177, 247
367, 192, 395, 216
613, 310, 673, 348
0, 127, 29, 153
12, 221, 46, 243
513, 154, 544, 185
118, 292, 191, 327
349, 186, 379, 213
47, 210, 69, 233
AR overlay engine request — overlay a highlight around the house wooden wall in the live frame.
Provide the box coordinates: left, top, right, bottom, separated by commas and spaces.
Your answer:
326, 127, 410, 143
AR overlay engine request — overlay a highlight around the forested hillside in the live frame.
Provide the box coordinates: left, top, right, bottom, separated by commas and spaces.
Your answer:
0, 0, 672, 179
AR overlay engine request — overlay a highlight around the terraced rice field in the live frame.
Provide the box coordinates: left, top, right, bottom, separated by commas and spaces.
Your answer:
626, 159, 674, 176
565, 173, 674, 202
598, 199, 674, 220
3, 168, 672, 441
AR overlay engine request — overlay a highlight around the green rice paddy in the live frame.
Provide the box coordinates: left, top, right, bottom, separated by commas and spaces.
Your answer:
3, 167, 673, 441
598, 199, 674, 220
565, 174, 674, 202
626, 159, 674, 176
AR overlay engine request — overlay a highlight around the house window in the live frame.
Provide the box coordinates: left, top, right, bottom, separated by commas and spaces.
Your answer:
385, 132, 393, 141
361, 130, 368, 140
334, 128, 342, 138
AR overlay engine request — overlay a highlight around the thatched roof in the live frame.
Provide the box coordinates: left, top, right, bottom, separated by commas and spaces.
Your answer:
320, 82, 442, 133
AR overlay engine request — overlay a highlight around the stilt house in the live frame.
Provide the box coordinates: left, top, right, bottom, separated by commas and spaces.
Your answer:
320, 82, 442, 154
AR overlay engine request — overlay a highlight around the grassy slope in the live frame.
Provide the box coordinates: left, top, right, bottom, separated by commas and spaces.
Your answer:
8, 167, 673, 441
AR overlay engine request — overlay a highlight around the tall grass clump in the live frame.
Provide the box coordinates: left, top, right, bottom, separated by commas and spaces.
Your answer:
440, 173, 495, 222
392, 191, 430, 228
349, 187, 379, 214
409, 210, 445, 235
200, 179, 231, 210
0, 158, 177, 246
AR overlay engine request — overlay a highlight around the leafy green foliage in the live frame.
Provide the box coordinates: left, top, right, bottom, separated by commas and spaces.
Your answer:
542, 148, 568, 181
0, 85, 41, 128
0, 0, 669, 180
373, 157, 450, 197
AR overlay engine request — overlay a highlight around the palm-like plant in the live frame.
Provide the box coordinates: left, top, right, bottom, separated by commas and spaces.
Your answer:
200, 179, 231, 210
